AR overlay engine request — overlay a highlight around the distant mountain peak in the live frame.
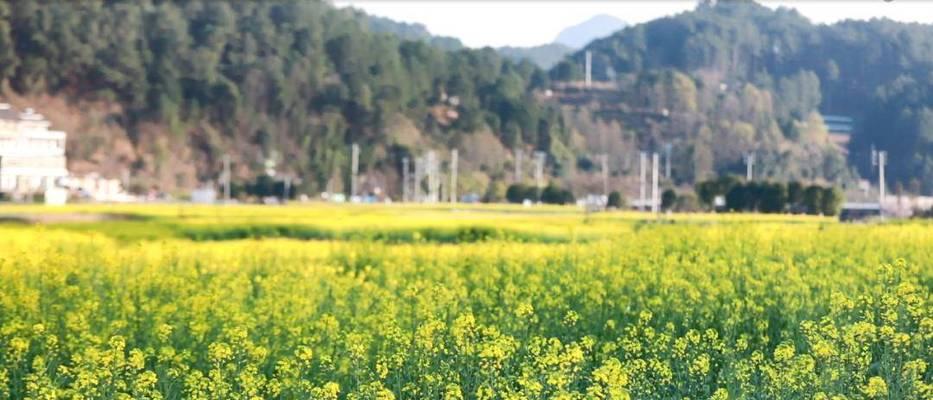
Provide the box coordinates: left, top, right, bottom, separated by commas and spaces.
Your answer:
554, 14, 627, 49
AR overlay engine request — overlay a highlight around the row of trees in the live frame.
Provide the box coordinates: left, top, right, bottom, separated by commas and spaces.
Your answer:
696, 176, 844, 215
505, 184, 575, 205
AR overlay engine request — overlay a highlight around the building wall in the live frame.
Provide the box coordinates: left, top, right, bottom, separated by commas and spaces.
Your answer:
0, 105, 68, 194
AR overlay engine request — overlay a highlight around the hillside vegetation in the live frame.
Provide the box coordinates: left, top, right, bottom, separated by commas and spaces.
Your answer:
0, 0, 562, 194
556, 0, 933, 192
0, 0, 931, 195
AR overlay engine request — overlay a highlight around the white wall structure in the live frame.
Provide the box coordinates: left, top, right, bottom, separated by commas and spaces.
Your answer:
62, 173, 135, 203
191, 186, 218, 204
884, 195, 933, 218
0, 104, 68, 194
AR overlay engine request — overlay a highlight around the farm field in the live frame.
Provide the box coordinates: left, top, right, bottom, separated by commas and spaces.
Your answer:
0, 204, 930, 399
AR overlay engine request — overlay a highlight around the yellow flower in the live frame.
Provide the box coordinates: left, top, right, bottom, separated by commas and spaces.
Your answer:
128, 348, 146, 370
516, 302, 535, 318
689, 354, 711, 377
773, 343, 795, 363
208, 342, 233, 364
157, 323, 173, 342
709, 388, 728, 400
295, 345, 313, 364
862, 376, 888, 398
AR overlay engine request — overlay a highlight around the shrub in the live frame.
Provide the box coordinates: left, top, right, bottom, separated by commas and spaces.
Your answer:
803, 185, 823, 215
607, 191, 625, 209
661, 189, 677, 211
820, 186, 843, 216
506, 184, 538, 204
540, 184, 574, 205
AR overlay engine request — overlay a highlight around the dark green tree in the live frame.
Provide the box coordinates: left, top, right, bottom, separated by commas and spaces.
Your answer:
607, 191, 625, 209
803, 185, 824, 215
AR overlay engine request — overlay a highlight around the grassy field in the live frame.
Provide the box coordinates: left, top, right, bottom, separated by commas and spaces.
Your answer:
0, 203, 834, 242
0, 204, 930, 399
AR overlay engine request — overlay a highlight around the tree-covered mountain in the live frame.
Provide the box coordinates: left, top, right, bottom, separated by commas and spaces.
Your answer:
553, 0, 933, 192
554, 14, 627, 49
497, 14, 626, 69
1, 0, 930, 196
0, 0, 563, 195
497, 43, 573, 69
361, 12, 464, 51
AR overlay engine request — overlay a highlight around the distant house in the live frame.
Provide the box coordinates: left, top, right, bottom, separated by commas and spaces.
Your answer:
191, 185, 218, 204
0, 103, 68, 196
62, 173, 134, 203
839, 202, 881, 222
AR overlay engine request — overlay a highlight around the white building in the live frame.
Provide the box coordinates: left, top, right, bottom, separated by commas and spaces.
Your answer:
191, 184, 218, 204
61, 173, 133, 203
884, 195, 933, 218
0, 103, 68, 195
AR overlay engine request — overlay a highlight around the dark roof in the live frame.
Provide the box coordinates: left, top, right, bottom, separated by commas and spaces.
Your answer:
841, 202, 881, 210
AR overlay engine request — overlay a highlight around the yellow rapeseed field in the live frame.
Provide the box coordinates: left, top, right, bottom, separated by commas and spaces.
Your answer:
0, 204, 930, 399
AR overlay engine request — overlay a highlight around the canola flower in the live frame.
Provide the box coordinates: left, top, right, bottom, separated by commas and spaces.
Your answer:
0, 205, 930, 399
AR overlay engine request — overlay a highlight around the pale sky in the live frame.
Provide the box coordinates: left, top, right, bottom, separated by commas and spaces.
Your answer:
332, 1, 933, 48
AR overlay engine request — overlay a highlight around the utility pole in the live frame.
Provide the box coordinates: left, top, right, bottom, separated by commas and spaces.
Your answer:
402, 157, 410, 203
450, 149, 458, 204
514, 147, 523, 184
414, 155, 423, 202
350, 143, 359, 199
585, 50, 592, 89
440, 181, 446, 206
283, 176, 291, 203
744, 152, 755, 182
599, 154, 609, 197
534, 151, 546, 201
222, 154, 231, 203
651, 152, 660, 214
639, 151, 648, 211
875, 149, 887, 219
427, 150, 438, 203
664, 143, 672, 180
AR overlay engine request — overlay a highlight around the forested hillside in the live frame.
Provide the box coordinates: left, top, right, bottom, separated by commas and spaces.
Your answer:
555, 0, 933, 192
362, 13, 464, 51
1, 0, 930, 196
497, 43, 573, 69
0, 0, 562, 194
